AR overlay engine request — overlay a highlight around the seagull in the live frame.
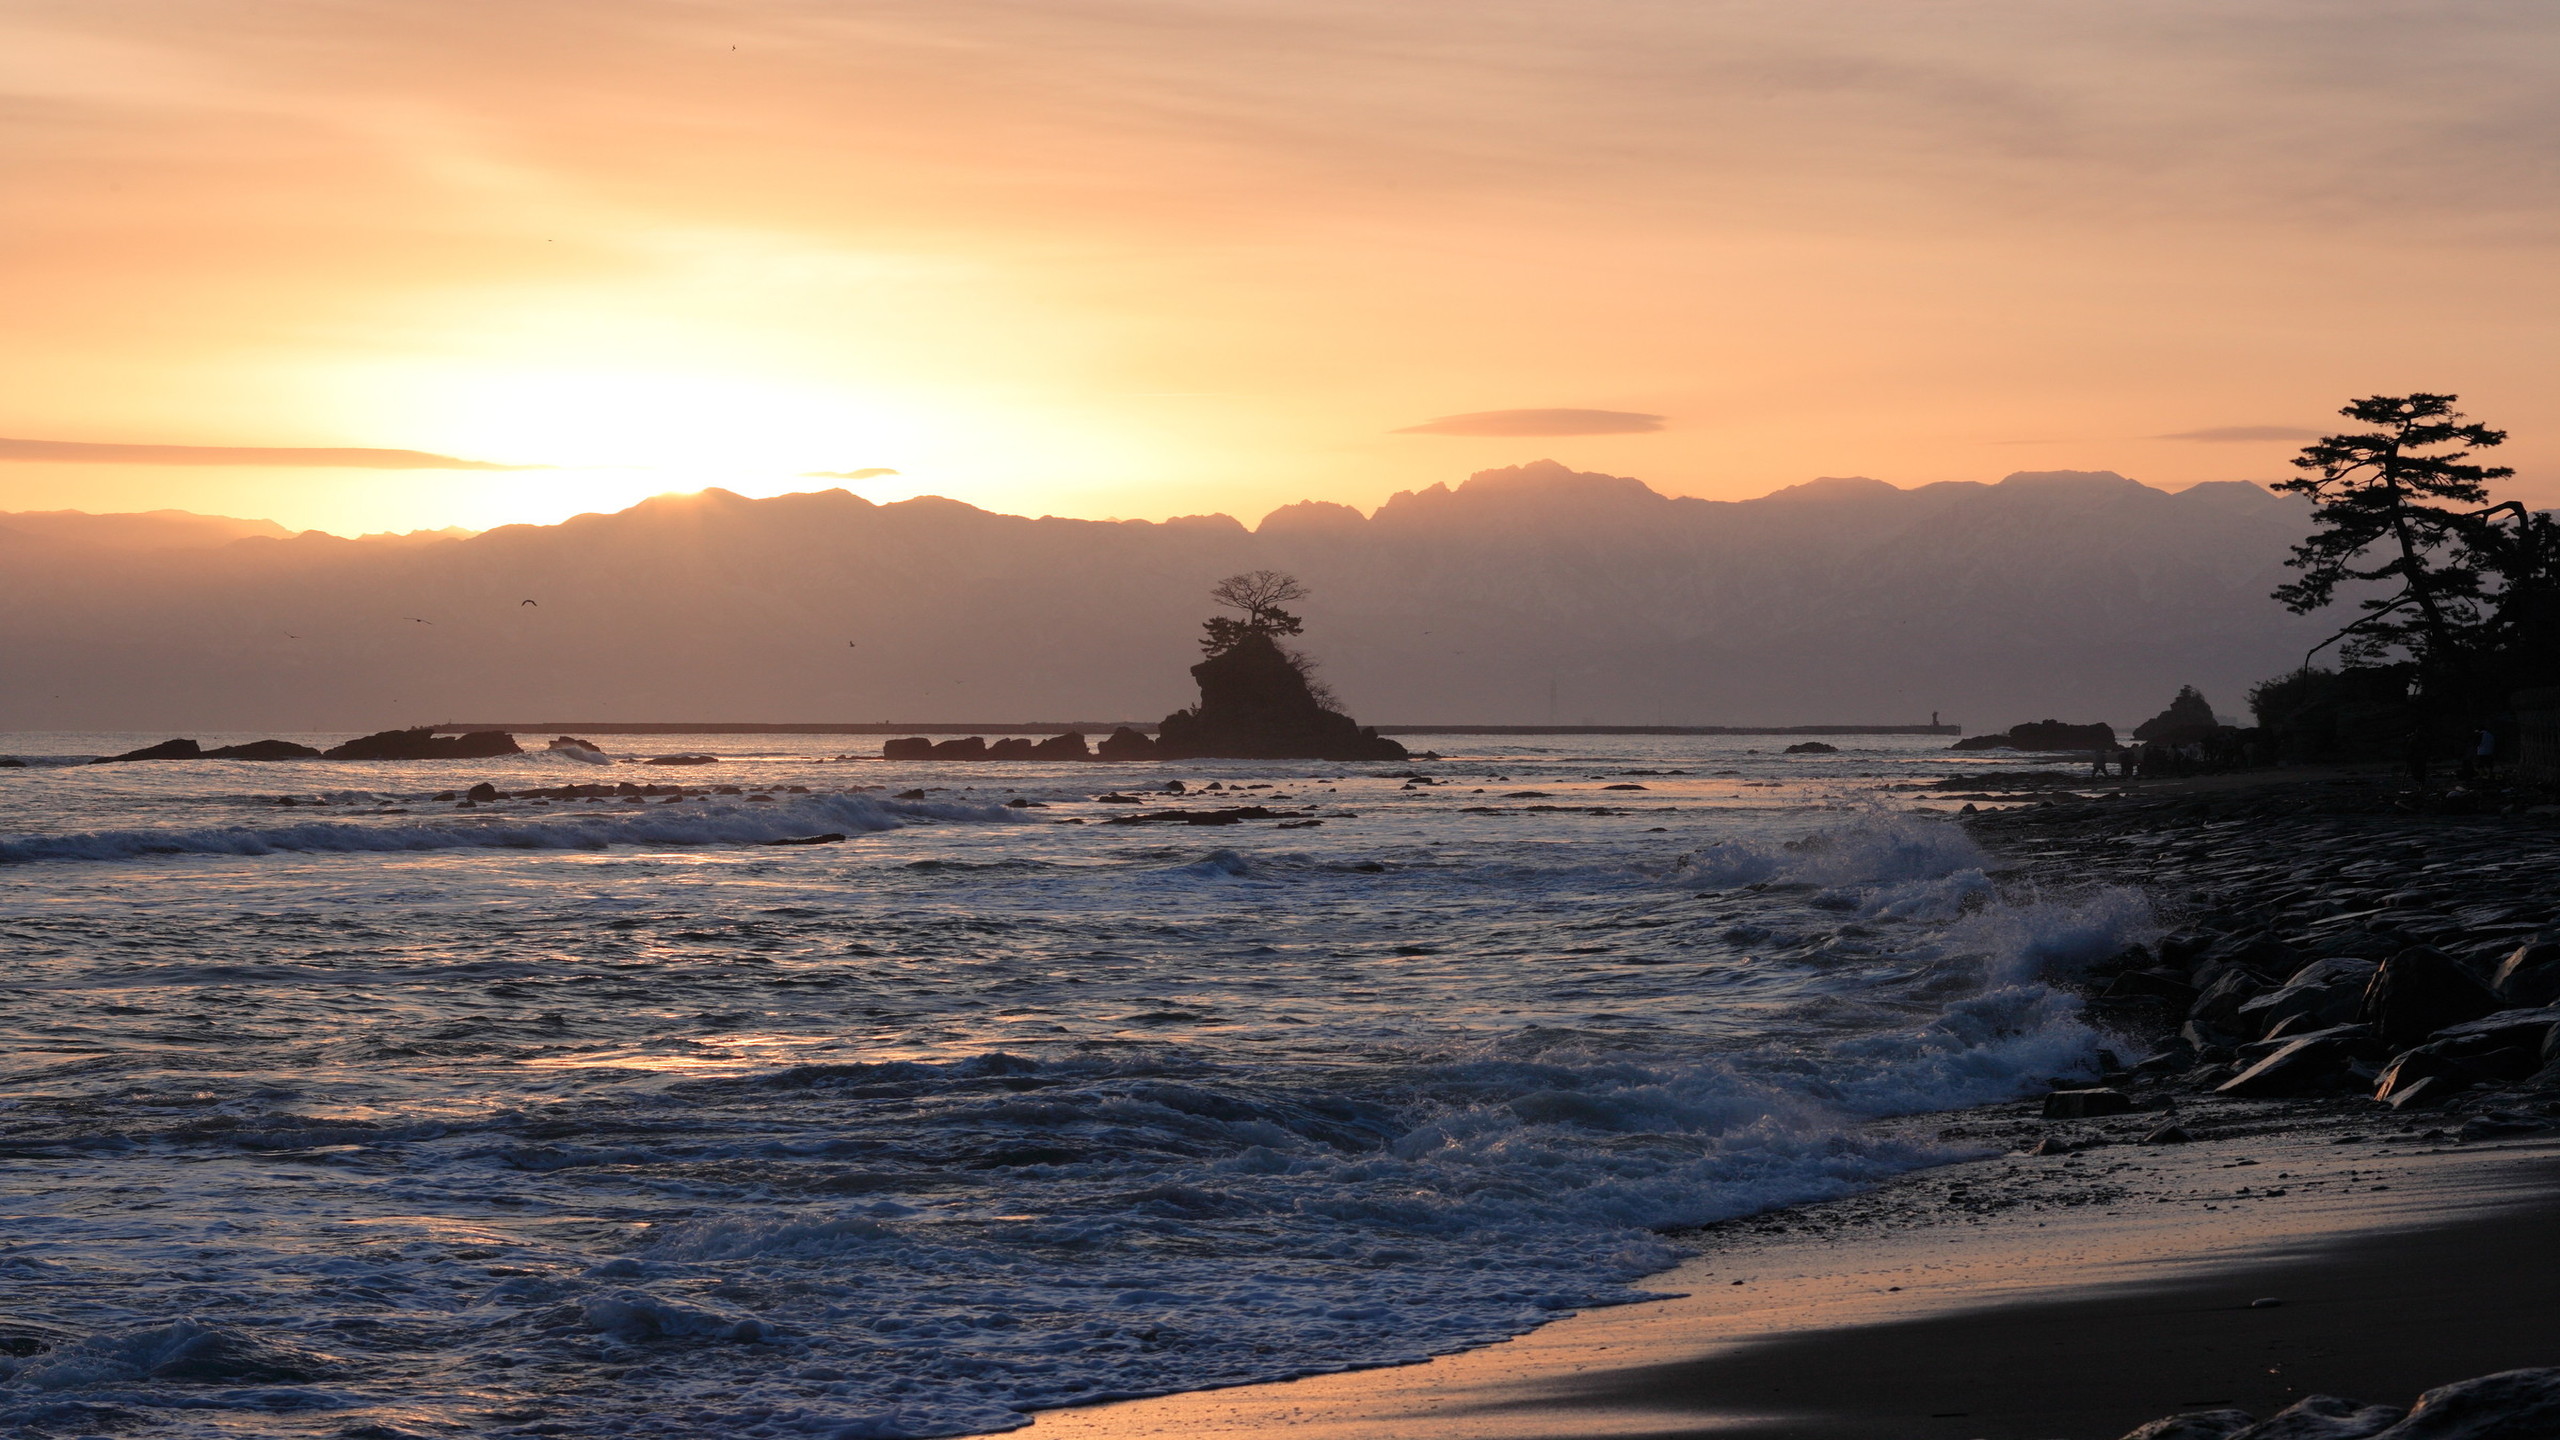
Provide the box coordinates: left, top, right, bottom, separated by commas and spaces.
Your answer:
405, 617, 432, 624
520, 599, 538, 606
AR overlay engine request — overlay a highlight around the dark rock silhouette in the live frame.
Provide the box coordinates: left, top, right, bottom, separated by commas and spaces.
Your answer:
1951, 719, 2116, 752
1096, 726, 1158, 760
94, 738, 206, 763
0, 756, 23, 767
888, 730, 1108, 760
2359, 947, 2501, 1051
1153, 632, 1406, 762
2134, 684, 2222, 744
2214, 1023, 2372, 1096
322, 728, 522, 760
1783, 741, 1837, 753
206, 739, 324, 760
95, 737, 325, 762
2492, 942, 2560, 1007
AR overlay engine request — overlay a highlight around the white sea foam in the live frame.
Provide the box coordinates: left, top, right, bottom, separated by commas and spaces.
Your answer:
0, 732, 2132, 1439
0, 792, 1019, 863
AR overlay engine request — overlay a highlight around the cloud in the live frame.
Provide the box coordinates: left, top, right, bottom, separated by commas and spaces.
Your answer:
0, 437, 539, 469
1395, 409, 1665, 437
2154, 425, 2325, 443
802, 468, 901, 480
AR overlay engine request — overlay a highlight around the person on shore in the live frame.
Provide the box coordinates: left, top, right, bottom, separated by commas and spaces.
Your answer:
2090, 746, 2111, 778
2474, 727, 2498, 778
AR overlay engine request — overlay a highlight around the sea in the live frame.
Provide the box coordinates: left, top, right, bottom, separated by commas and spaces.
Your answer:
0, 732, 2152, 1439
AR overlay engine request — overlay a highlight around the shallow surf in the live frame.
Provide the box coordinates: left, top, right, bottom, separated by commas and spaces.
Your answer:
0, 733, 2146, 1438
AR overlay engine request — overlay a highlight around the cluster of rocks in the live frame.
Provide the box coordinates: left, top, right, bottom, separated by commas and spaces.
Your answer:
1098, 804, 1315, 827
95, 737, 323, 763
2115, 1365, 2560, 1439
882, 730, 1158, 762
93, 728, 521, 763
1966, 783, 2560, 1133
1952, 718, 2119, 752
284, 780, 821, 810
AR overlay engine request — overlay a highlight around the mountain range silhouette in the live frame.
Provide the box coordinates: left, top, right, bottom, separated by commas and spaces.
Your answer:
0, 461, 2326, 731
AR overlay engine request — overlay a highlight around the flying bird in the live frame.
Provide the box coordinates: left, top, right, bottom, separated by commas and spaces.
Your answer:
520, 599, 538, 606
405, 617, 432, 624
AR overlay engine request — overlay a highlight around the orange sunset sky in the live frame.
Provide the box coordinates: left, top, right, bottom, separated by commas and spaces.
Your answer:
4, 0, 2556, 536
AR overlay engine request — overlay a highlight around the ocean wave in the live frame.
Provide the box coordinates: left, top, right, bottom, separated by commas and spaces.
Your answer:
0, 793, 1019, 864
1673, 811, 1990, 890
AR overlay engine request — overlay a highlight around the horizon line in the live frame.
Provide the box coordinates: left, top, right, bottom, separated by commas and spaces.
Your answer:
423, 721, 1966, 737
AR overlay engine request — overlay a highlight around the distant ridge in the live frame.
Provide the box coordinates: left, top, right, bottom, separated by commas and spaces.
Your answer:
2, 462, 2326, 732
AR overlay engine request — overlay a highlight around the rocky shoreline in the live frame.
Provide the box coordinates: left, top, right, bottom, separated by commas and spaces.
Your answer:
1962, 773, 2560, 1124
1955, 770, 2560, 1438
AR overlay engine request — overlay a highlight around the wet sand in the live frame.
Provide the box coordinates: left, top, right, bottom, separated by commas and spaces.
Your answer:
1028, 1104, 2560, 1440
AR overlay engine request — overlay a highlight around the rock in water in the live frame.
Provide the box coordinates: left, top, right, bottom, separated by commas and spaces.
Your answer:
2116, 1410, 2257, 1440
1095, 726, 1157, 760
881, 737, 936, 760
2360, 947, 2501, 1051
1033, 731, 1092, 760
2374, 1366, 2560, 1438
1783, 741, 1837, 753
322, 728, 522, 761
92, 738, 205, 763
986, 737, 1037, 759
1152, 632, 1405, 761
203, 739, 324, 760
929, 737, 988, 760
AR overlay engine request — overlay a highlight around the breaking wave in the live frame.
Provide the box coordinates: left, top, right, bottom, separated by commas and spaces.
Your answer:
0, 793, 1021, 864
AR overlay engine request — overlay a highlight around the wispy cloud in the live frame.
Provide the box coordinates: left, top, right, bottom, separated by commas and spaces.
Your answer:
0, 437, 541, 469
2154, 425, 2324, 443
802, 468, 901, 480
1396, 409, 1664, 437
